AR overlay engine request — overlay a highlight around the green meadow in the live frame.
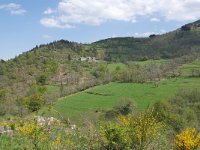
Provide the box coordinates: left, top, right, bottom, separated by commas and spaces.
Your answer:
54, 77, 200, 119
40, 59, 200, 120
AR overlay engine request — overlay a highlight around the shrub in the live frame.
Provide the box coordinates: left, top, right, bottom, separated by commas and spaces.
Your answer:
37, 74, 47, 85
175, 128, 200, 150
132, 109, 165, 150
27, 94, 44, 112
100, 122, 131, 150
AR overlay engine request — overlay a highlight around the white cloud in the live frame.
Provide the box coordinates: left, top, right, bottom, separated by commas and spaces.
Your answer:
40, 0, 200, 28
40, 18, 74, 28
155, 0, 200, 21
44, 8, 55, 15
150, 17, 160, 22
0, 3, 26, 15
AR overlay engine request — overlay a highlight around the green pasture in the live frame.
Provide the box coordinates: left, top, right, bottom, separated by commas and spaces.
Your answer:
54, 77, 200, 119
40, 59, 200, 120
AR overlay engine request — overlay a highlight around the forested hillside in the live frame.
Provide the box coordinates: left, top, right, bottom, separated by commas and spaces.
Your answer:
0, 20, 200, 116
92, 20, 200, 61
0, 18, 200, 150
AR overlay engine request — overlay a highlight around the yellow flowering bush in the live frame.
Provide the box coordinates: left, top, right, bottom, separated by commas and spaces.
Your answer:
0, 119, 18, 130
18, 120, 47, 149
175, 128, 200, 150
132, 109, 164, 150
0, 121, 9, 129
52, 135, 62, 149
118, 114, 131, 127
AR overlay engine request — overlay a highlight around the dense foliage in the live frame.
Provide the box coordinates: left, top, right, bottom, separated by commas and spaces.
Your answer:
0, 19, 200, 149
1, 88, 200, 150
93, 20, 200, 61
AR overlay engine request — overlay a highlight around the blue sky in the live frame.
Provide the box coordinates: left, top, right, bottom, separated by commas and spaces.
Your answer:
0, 0, 200, 60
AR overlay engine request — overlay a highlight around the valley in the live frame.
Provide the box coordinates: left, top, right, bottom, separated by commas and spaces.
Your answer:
0, 20, 200, 150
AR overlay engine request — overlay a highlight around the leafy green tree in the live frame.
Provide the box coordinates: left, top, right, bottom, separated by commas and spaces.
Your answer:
27, 94, 44, 112
92, 63, 108, 78
37, 74, 47, 85
68, 54, 72, 61
181, 25, 191, 31
44, 61, 58, 74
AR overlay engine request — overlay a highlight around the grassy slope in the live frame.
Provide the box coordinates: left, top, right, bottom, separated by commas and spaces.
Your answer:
107, 59, 167, 72
44, 59, 200, 119
54, 77, 200, 119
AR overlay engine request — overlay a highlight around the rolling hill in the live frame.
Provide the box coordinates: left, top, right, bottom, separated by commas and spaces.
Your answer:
0, 19, 200, 117
91, 19, 200, 61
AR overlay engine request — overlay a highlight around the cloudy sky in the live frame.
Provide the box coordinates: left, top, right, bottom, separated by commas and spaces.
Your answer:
0, 0, 200, 60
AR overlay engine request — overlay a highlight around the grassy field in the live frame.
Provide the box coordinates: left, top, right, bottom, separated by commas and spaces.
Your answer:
53, 77, 200, 119
107, 59, 168, 72
40, 59, 200, 120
